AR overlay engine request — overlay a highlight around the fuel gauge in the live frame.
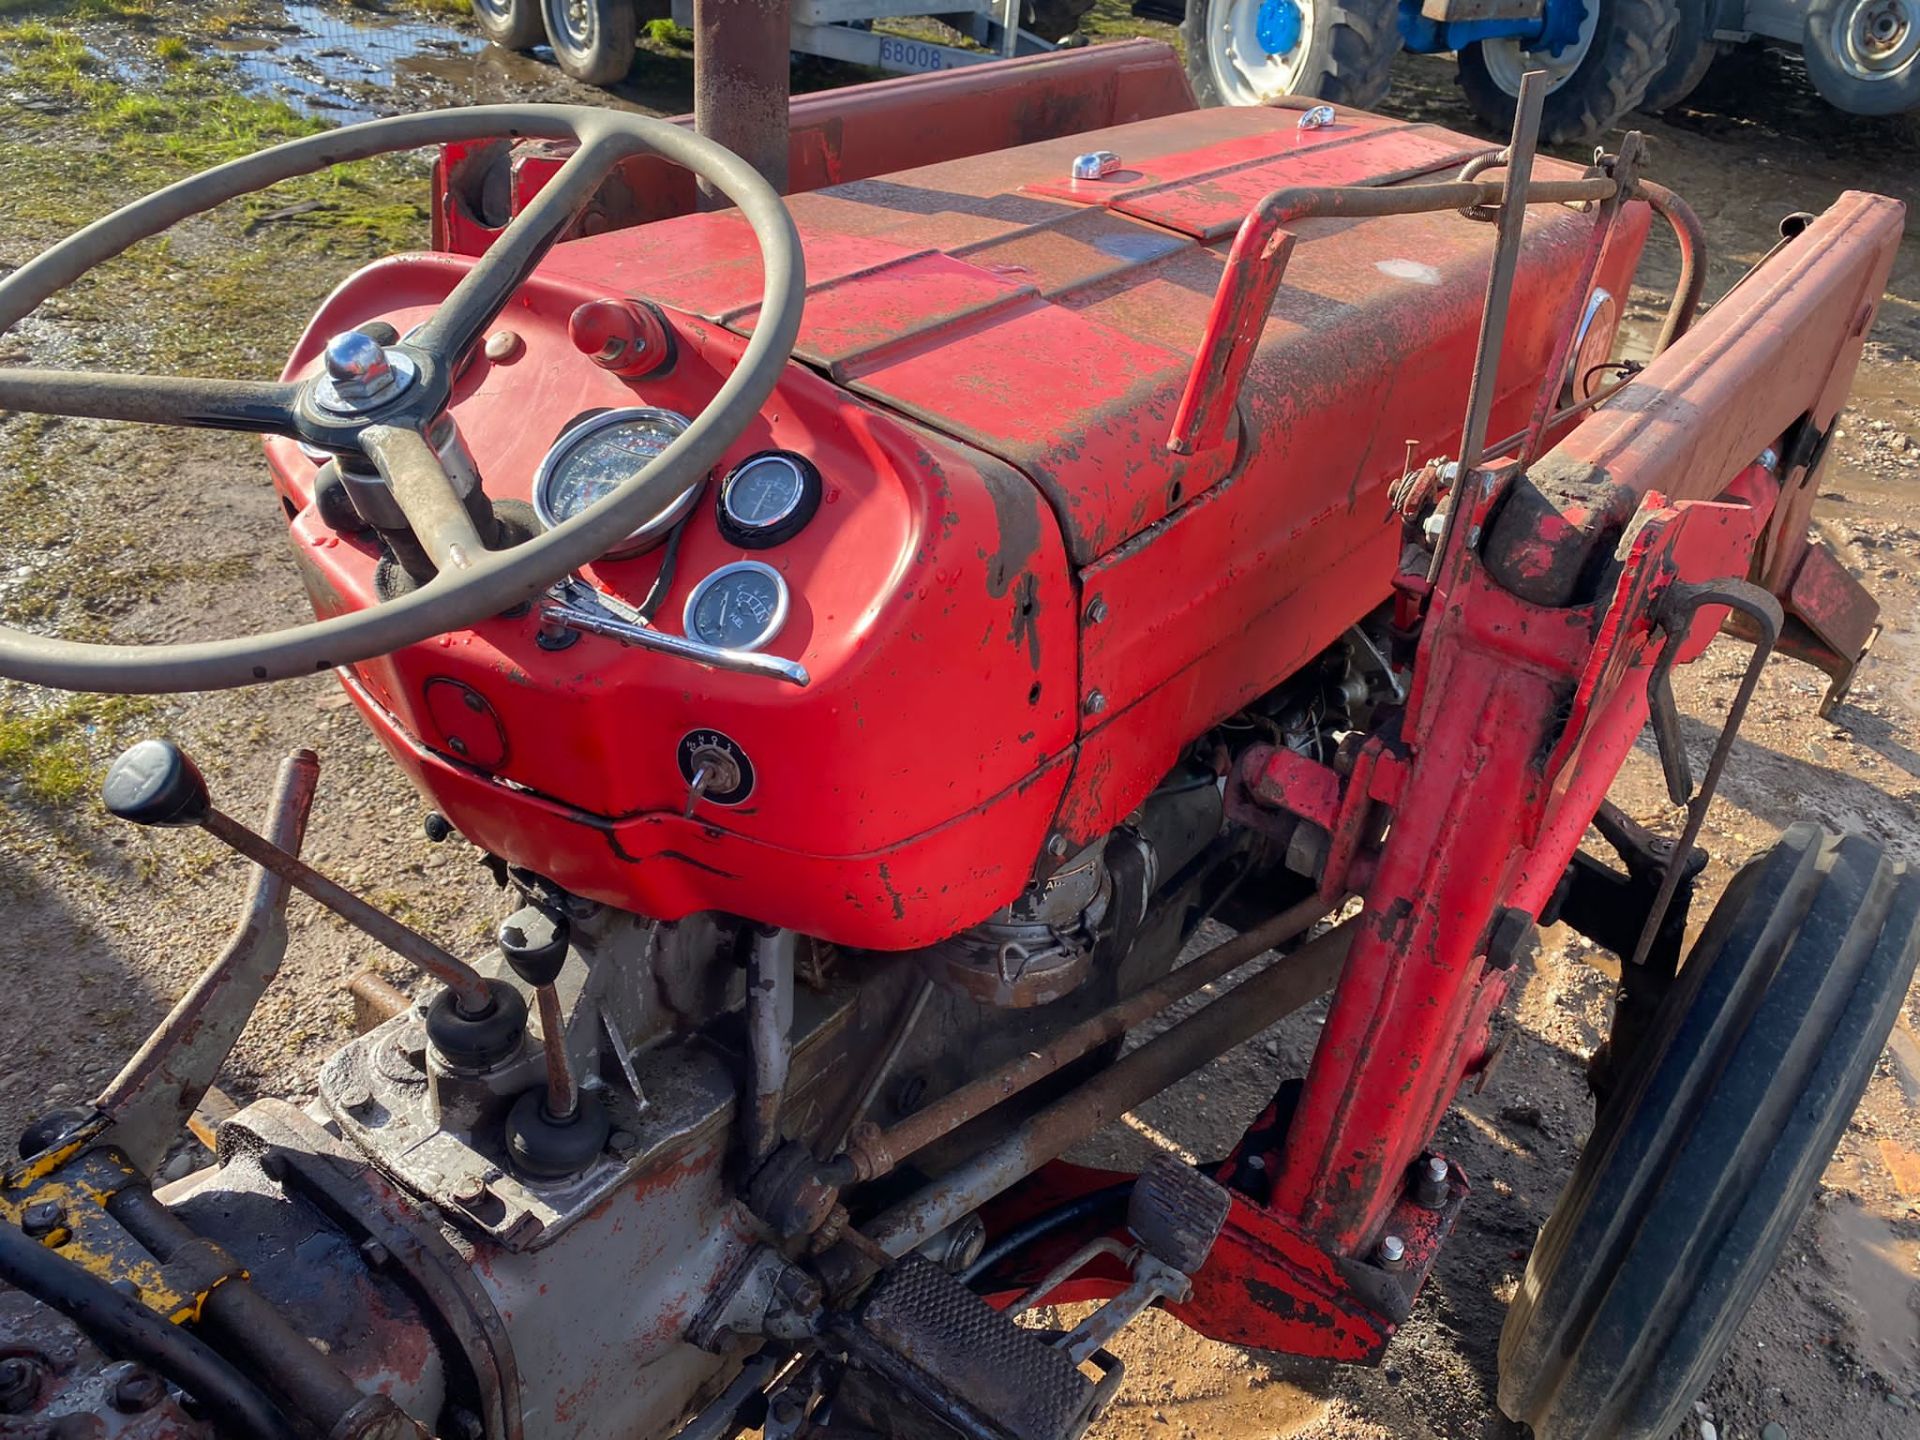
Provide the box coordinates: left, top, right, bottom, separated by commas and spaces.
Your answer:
683, 561, 789, 653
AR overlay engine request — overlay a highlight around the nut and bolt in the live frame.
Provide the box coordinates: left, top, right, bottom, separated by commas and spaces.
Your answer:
1414, 1153, 1451, 1209
20, 1201, 65, 1239
1484, 906, 1539, 972
1085, 597, 1108, 626
107, 1363, 166, 1414
1084, 690, 1108, 715
337, 1083, 374, 1115
1376, 1234, 1407, 1271
0, 1356, 43, 1414
1046, 832, 1071, 859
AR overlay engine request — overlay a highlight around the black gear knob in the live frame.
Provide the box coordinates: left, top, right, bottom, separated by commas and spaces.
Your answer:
103, 739, 210, 828
498, 905, 571, 987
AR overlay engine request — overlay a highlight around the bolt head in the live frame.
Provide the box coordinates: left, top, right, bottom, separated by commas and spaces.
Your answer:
1085, 597, 1108, 626
0, 1356, 42, 1414
1084, 690, 1108, 715
1425, 1155, 1449, 1184
107, 1363, 166, 1414
1377, 1234, 1407, 1269
20, 1201, 65, 1238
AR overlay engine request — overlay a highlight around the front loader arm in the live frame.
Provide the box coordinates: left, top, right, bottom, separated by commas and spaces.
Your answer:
1252, 190, 1905, 1257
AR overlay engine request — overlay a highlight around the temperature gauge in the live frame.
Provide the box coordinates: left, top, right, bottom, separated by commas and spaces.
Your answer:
683, 561, 790, 653
716, 451, 821, 548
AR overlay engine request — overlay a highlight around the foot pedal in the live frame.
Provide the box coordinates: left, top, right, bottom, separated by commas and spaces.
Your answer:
835, 1256, 1116, 1440
1127, 1152, 1232, 1275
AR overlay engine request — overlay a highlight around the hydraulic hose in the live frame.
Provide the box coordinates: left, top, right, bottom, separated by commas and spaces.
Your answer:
0, 1220, 294, 1440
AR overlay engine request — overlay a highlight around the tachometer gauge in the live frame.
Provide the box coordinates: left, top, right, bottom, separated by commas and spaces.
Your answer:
533, 407, 702, 559
716, 450, 822, 548
683, 561, 789, 653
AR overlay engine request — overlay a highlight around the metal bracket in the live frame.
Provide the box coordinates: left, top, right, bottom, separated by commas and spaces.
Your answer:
1630, 576, 1784, 968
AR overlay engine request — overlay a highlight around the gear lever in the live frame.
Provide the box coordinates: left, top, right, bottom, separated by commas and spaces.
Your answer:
103, 739, 497, 1017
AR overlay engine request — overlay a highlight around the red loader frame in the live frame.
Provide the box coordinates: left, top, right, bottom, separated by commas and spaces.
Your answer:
975, 186, 1902, 1358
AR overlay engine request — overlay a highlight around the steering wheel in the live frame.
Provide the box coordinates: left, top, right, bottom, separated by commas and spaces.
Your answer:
0, 105, 804, 694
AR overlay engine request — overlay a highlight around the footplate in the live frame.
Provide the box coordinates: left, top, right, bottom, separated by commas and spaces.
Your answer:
835, 1256, 1118, 1440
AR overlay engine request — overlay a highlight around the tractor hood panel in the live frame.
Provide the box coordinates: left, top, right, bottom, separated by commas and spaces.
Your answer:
540, 103, 1613, 564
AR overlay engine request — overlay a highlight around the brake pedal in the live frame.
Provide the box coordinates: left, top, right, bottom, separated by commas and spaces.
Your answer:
835, 1255, 1119, 1440
1127, 1151, 1232, 1274
1046, 1157, 1235, 1367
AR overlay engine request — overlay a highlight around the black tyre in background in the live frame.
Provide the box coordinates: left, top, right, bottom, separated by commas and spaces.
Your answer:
473, 0, 548, 49
1638, 0, 1721, 109
542, 0, 640, 85
1803, 0, 1920, 115
1457, 0, 1680, 144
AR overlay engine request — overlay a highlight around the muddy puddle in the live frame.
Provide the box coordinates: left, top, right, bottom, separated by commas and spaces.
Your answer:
196, 1, 686, 119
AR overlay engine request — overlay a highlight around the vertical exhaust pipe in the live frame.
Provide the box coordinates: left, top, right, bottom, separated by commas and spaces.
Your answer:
693, 0, 792, 207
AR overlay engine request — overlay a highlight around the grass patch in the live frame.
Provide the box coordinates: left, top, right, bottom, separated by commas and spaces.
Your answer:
0, 1, 156, 19
644, 17, 692, 47
0, 691, 160, 806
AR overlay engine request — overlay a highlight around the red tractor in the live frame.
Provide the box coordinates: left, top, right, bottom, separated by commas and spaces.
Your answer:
0, 25, 1909, 1440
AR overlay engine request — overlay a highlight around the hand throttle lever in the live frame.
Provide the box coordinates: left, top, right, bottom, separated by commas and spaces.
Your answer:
103, 739, 497, 1018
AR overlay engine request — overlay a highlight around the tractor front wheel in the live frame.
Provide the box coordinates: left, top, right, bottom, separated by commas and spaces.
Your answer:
542, 0, 639, 85
473, 0, 546, 49
1182, 0, 1402, 111
1498, 824, 1920, 1439
1457, 0, 1679, 144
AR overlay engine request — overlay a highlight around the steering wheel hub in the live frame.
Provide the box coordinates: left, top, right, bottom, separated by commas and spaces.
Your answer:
312, 330, 418, 414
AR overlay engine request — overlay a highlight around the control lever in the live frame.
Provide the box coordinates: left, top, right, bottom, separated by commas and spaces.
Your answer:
497, 905, 611, 1179
91, 747, 318, 1174
541, 579, 810, 688
103, 739, 497, 1018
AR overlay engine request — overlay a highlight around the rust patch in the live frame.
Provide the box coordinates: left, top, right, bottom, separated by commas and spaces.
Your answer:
980, 459, 1042, 598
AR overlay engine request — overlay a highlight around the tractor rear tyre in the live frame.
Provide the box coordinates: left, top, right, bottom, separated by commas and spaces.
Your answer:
1498, 824, 1920, 1440
473, 0, 546, 50
1803, 0, 1920, 116
1182, 0, 1402, 111
542, 0, 639, 86
1638, 0, 1721, 110
1457, 0, 1679, 145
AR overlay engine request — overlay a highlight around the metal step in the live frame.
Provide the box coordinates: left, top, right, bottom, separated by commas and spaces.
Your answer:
835, 1256, 1116, 1440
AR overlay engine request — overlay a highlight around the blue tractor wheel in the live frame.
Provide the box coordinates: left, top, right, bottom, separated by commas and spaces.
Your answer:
1182, 0, 1402, 109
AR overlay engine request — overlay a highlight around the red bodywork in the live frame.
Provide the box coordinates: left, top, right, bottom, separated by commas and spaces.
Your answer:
268, 44, 1904, 1364
272, 89, 1646, 949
